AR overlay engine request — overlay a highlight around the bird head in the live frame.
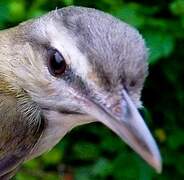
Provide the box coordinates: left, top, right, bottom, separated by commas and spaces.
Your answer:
0, 6, 161, 173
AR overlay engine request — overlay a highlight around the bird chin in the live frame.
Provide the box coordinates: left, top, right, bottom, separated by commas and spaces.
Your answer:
27, 109, 96, 160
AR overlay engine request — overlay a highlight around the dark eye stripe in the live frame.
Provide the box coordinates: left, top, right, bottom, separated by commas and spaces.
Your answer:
47, 48, 91, 96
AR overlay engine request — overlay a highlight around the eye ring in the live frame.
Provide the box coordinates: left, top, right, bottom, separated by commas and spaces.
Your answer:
47, 48, 66, 77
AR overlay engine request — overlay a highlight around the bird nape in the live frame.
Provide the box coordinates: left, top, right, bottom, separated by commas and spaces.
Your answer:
0, 6, 161, 179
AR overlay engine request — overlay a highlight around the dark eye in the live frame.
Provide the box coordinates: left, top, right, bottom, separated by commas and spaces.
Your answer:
47, 48, 66, 77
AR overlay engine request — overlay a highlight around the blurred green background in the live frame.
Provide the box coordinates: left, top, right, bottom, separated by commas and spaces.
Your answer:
0, 0, 184, 179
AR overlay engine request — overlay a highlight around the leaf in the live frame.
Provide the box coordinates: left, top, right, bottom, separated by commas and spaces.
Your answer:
75, 166, 92, 180
170, 0, 184, 16
113, 3, 144, 28
41, 148, 62, 165
100, 135, 125, 153
62, 0, 74, 6
73, 142, 99, 160
112, 153, 139, 179
167, 130, 184, 149
8, 1, 26, 22
143, 31, 175, 64
92, 158, 113, 177
0, 3, 10, 23
24, 159, 40, 169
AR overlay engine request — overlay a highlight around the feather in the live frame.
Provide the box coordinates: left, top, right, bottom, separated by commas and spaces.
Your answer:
0, 93, 44, 177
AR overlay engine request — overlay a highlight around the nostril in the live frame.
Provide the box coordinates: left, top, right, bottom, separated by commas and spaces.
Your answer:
130, 80, 136, 87
113, 105, 122, 114
121, 77, 126, 84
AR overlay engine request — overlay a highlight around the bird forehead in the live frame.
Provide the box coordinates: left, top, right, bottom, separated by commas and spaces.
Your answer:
58, 7, 148, 85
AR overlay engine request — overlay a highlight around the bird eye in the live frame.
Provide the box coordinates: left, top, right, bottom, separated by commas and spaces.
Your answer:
47, 48, 66, 77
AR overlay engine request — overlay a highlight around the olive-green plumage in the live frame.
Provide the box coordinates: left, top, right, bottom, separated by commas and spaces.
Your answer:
0, 22, 45, 178
0, 86, 44, 179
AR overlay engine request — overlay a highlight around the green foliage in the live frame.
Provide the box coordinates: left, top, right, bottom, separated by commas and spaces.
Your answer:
144, 31, 175, 64
0, 0, 183, 179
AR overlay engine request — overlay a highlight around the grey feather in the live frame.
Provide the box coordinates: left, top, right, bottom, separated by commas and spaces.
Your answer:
60, 7, 148, 90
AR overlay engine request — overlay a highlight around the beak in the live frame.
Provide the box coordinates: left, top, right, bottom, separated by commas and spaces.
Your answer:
82, 90, 162, 173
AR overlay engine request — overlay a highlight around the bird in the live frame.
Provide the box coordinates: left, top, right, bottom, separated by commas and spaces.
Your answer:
0, 6, 161, 179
